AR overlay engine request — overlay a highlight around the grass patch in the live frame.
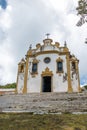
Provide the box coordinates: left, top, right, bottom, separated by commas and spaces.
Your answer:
0, 113, 87, 130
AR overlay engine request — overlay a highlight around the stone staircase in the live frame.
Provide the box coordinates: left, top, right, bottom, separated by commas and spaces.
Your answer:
0, 92, 87, 114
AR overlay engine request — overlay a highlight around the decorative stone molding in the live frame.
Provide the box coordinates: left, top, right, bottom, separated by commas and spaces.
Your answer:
56, 57, 63, 62
43, 38, 53, 45
36, 43, 41, 49
55, 42, 60, 48
32, 58, 39, 63
18, 58, 25, 73
63, 47, 69, 52
41, 67, 53, 77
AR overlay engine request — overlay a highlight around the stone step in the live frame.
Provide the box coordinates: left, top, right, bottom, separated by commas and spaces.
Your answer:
0, 92, 87, 113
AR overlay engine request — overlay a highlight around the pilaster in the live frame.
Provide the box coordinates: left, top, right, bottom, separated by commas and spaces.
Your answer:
15, 73, 18, 93
23, 57, 29, 93
66, 53, 73, 93
76, 61, 81, 92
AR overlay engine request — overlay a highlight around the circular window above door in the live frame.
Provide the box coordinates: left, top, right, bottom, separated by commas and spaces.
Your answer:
44, 57, 51, 64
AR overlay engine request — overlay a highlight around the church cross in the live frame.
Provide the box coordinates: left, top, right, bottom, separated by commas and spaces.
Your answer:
29, 44, 32, 50
46, 33, 50, 39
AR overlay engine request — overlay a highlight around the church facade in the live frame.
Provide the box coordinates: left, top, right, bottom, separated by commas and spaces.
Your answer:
16, 37, 81, 93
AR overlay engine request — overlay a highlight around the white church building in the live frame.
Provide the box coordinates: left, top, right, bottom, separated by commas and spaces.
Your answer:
16, 36, 81, 93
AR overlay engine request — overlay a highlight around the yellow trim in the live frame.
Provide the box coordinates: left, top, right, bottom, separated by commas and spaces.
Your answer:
41, 67, 53, 77
27, 50, 33, 56
31, 72, 38, 75
71, 61, 76, 72
55, 42, 60, 48
18, 64, 24, 73
18, 58, 25, 73
56, 71, 64, 74
41, 67, 53, 92
70, 55, 79, 62
32, 58, 39, 63
75, 61, 81, 92
56, 57, 63, 62
63, 47, 69, 52
66, 54, 73, 93
36, 43, 41, 49
23, 57, 29, 93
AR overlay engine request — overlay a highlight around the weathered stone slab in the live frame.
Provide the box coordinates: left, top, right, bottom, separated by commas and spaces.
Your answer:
0, 92, 87, 114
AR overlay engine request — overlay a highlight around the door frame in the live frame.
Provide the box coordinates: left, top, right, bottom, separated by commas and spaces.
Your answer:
41, 67, 53, 92
42, 76, 52, 92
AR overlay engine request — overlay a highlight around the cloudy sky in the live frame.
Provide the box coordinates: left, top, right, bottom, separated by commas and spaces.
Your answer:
0, 0, 87, 86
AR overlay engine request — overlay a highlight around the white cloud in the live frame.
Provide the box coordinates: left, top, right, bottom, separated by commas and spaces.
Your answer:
0, 39, 16, 84
0, 7, 12, 30
0, 0, 87, 85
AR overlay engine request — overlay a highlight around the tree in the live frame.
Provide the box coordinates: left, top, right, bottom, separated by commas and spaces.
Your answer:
76, 0, 87, 26
76, 0, 87, 43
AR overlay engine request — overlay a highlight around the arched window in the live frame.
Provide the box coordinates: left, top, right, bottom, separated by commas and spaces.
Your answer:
72, 62, 76, 70
21, 65, 24, 72
19, 64, 24, 73
32, 63, 37, 73
57, 61, 63, 72
31, 58, 38, 74
56, 57, 63, 73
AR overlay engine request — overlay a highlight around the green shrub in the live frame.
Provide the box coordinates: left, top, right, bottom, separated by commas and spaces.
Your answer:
84, 85, 87, 90
0, 83, 16, 89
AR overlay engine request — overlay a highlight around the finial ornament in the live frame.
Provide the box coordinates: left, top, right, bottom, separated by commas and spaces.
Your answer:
29, 44, 32, 50
64, 41, 67, 47
46, 33, 50, 39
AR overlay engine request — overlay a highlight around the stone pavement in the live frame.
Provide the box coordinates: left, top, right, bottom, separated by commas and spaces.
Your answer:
0, 92, 87, 114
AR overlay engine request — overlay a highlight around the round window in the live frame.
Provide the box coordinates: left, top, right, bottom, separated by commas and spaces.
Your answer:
44, 57, 51, 63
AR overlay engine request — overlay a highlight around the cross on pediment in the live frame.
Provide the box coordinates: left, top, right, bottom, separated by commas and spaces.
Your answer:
29, 44, 32, 50
46, 33, 50, 39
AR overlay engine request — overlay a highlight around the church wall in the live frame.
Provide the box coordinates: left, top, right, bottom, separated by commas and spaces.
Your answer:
53, 75, 68, 92
71, 75, 78, 92
70, 62, 79, 92
27, 53, 68, 93
53, 55, 68, 92
17, 73, 24, 93
27, 57, 41, 92
27, 75, 41, 92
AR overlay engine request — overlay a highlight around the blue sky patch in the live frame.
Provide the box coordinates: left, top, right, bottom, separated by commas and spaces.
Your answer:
80, 75, 87, 86
0, 0, 7, 9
